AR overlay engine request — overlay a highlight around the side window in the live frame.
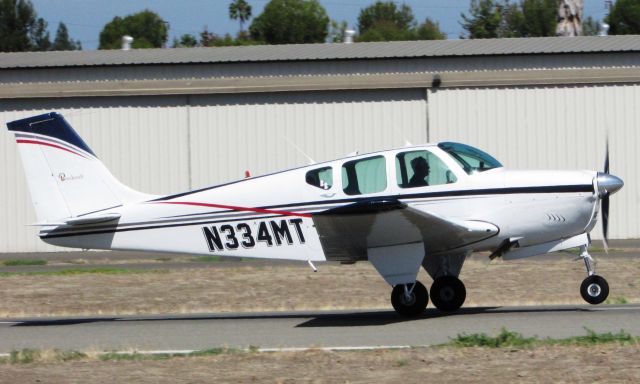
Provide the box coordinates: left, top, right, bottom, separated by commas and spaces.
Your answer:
341, 156, 387, 195
306, 167, 333, 190
396, 150, 457, 188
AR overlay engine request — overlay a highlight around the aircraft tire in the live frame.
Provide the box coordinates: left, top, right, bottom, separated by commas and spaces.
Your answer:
580, 275, 609, 305
391, 281, 428, 317
430, 276, 466, 312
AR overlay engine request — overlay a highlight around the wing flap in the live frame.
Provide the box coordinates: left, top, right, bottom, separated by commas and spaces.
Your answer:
312, 199, 498, 261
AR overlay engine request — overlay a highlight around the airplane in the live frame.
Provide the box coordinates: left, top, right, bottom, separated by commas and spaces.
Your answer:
7, 112, 624, 316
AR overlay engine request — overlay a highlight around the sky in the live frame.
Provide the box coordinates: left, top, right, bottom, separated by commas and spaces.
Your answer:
30, 0, 610, 50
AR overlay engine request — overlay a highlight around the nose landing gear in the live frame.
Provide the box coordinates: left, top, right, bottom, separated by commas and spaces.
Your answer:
578, 245, 609, 304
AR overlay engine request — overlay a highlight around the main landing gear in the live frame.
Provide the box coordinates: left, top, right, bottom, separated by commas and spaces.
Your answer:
390, 277, 467, 316
391, 281, 428, 316
430, 276, 466, 312
578, 245, 609, 305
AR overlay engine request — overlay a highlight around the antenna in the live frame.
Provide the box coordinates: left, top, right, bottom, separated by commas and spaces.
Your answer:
284, 137, 315, 165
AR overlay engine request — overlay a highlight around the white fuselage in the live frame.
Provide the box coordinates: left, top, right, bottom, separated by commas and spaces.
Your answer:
39, 144, 599, 262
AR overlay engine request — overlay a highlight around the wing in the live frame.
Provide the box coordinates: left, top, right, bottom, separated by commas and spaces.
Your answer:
312, 199, 498, 261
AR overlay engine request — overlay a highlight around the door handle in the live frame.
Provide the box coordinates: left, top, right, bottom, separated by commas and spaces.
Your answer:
321, 193, 336, 198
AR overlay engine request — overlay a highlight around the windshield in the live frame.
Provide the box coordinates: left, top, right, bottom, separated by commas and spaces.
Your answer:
438, 142, 502, 175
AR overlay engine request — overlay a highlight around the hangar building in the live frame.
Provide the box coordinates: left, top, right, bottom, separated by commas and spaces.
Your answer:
1, 36, 639, 252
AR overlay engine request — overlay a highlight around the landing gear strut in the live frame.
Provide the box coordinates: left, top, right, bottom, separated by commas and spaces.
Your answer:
578, 245, 609, 305
430, 276, 466, 311
391, 281, 428, 316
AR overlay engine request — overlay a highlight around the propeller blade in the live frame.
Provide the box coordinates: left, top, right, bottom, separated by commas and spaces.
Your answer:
604, 138, 610, 174
602, 195, 609, 253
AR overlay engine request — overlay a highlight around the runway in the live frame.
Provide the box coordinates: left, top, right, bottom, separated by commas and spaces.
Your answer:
1, 305, 639, 353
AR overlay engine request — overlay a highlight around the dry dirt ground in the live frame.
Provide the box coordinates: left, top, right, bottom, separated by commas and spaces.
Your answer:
0, 254, 638, 318
1, 344, 639, 383
1, 254, 639, 383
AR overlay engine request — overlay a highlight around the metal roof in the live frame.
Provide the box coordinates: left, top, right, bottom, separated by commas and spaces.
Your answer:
1, 35, 639, 69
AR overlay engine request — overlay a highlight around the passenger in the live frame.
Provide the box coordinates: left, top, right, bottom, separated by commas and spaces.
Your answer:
408, 156, 430, 187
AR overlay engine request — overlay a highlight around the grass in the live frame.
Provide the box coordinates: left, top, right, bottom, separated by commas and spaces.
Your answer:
554, 329, 638, 346
0, 259, 47, 266
0, 349, 88, 364
444, 328, 639, 348
563, 247, 623, 254
99, 347, 237, 362
0, 347, 241, 364
605, 296, 629, 305
1, 330, 637, 366
448, 328, 537, 348
189, 256, 223, 263
0, 267, 168, 277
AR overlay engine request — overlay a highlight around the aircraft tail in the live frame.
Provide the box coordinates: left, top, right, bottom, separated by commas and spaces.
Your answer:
7, 112, 155, 223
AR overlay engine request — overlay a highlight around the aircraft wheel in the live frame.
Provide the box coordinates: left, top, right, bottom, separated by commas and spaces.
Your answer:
391, 281, 428, 317
580, 275, 609, 305
430, 276, 466, 312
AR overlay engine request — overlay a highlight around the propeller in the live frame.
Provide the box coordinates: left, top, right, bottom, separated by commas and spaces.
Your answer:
602, 140, 610, 251
596, 138, 623, 252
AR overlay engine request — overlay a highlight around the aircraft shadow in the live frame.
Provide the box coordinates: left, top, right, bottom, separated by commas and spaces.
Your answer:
295, 306, 595, 327
8, 305, 600, 328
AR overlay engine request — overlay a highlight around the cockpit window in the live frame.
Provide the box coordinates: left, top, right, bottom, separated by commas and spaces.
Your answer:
396, 150, 457, 188
306, 167, 332, 190
341, 156, 387, 195
438, 142, 502, 175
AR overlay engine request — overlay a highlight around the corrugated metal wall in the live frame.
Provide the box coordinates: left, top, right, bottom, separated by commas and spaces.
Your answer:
428, 84, 640, 239
188, 91, 426, 188
2, 83, 638, 252
0, 89, 427, 252
0, 97, 191, 252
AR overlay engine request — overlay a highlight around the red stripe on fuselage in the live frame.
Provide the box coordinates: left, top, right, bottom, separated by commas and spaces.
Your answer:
16, 139, 86, 158
156, 201, 311, 218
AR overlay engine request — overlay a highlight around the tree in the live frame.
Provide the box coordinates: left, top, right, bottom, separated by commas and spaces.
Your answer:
249, 0, 329, 44
229, 0, 252, 34
198, 27, 260, 47
416, 17, 446, 40
582, 16, 600, 36
328, 20, 347, 43
461, 0, 557, 38
52, 22, 80, 50
606, 0, 640, 35
1, 1, 82, 52
461, 0, 503, 38
172, 33, 198, 48
520, 0, 556, 37
99, 10, 168, 49
357, 1, 415, 35
356, 2, 445, 42
0, 0, 36, 51
357, 20, 415, 41
501, 1, 526, 37
31, 17, 50, 51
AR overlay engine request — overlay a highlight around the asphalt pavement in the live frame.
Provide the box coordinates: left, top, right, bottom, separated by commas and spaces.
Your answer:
1, 305, 639, 353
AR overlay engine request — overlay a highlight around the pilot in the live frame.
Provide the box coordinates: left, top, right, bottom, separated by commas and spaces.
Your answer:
408, 156, 430, 187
